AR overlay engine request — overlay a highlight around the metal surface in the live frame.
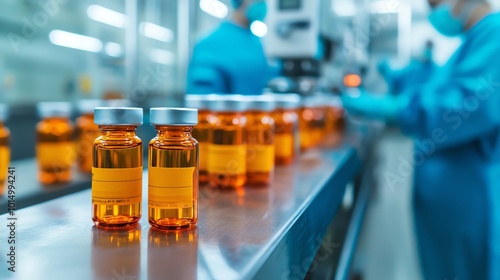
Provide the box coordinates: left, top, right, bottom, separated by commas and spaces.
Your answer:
335, 159, 374, 280
0, 142, 360, 280
0, 159, 91, 214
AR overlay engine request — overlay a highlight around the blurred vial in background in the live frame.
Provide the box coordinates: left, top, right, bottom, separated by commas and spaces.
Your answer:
207, 95, 248, 189
76, 99, 104, 173
299, 96, 327, 150
323, 95, 345, 147
36, 102, 75, 184
244, 95, 275, 186
0, 104, 10, 194
271, 94, 300, 166
185, 94, 215, 186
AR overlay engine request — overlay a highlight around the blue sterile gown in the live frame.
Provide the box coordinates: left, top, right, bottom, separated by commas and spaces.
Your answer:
380, 60, 437, 95
186, 21, 278, 95
397, 13, 500, 280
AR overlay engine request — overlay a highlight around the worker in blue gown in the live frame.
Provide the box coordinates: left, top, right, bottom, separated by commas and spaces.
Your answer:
342, 0, 500, 279
186, 0, 278, 95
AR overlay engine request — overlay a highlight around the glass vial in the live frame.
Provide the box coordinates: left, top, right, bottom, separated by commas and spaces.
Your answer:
92, 107, 143, 228
76, 100, 103, 173
272, 94, 300, 166
299, 96, 326, 150
186, 94, 214, 185
148, 108, 199, 230
207, 96, 247, 189
323, 96, 345, 146
0, 104, 10, 194
245, 95, 275, 186
36, 102, 75, 184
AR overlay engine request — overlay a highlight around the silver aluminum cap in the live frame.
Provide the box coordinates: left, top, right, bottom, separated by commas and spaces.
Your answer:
301, 95, 326, 108
244, 95, 275, 112
0, 104, 8, 122
150, 108, 198, 126
185, 94, 217, 110
77, 99, 106, 114
207, 95, 247, 113
94, 107, 143, 125
37, 102, 72, 118
272, 93, 301, 109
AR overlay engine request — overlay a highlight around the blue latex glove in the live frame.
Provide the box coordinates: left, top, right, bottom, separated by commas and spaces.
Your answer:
341, 92, 407, 122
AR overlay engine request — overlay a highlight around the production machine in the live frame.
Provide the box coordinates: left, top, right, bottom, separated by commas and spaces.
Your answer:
264, 0, 371, 94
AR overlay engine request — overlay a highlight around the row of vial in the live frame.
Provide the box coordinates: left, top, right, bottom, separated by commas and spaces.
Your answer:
187, 93, 344, 189
0, 94, 343, 190
91, 94, 343, 230
0, 94, 344, 230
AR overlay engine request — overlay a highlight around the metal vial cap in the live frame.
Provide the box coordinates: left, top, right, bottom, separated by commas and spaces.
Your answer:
0, 104, 8, 122
37, 102, 72, 118
244, 95, 275, 112
272, 93, 301, 110
302, 95, 326, 108
150, 107, 198, 126
185, 94, 218, 110
77, 99, 106, 114
94, 107, 143, 126
207, 95, 248, 113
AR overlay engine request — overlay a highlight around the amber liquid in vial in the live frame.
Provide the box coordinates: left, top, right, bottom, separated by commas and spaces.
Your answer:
76, 113, 100, 173
246, 111, 275, 186
36, 117, 75, 184
299, 107, 325, 150
0, 122, 10, 194
92, 125, 142, 228
207, 112, 247, 189
191, 109, 210, 185
149, 126, 198, 230
272, 108, 298, 166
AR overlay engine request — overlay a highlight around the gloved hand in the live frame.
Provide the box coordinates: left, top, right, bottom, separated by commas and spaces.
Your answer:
377, 58, 392, 77
341, 91, 407, 122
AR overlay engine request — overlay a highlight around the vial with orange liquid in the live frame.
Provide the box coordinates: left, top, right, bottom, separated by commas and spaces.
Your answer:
185, 94, 213, 185
244, 95, 275, 186
148, 108, 199, 230
36, 102, 75, 184
271, 94, 300, 165
299, 96, 326, 150
76, 100, 103, 173
0, 104, 10, 194
92, 107, 143, 228
207, 95, 247, 189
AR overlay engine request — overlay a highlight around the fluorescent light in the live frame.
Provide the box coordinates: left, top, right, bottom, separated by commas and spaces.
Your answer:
105, 42, 123, 57
87, 5, 127, 28
371, 1, 400, 14
150, 49, 175, 65
332, 1, 356, 17
49, 30, 103, 53
200, 0, 228, 19
250, 21, 268, 37
140, 22, 174, 43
